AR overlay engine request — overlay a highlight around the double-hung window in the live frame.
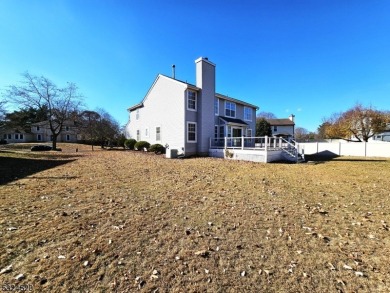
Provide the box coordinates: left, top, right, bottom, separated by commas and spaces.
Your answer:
225, 101, 236, 118
214, 98, 219, 115
187, 91, 197, 111
156, 127, 161, 141
187, 122, 197, 143
244, 107, 252, 121
136, 109, 140, 120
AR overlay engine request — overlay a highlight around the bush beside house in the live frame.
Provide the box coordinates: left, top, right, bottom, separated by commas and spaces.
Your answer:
124, 139, 137, 150
134, 141, 150, 151
149, 144, 165, 154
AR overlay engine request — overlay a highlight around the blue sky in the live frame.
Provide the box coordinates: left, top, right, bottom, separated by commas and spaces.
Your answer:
1, 0, 389, 132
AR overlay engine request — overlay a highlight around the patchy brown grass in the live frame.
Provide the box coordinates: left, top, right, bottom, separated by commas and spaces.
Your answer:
0, 143, 389, 292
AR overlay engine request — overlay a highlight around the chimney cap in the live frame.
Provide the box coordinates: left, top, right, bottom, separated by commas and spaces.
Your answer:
195, 57, 216, 66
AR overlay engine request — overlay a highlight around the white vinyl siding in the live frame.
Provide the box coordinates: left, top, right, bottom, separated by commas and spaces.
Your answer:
244, 107, 252, 121
187, 90, 197, 111
187, 122, 197, 143
225, 101, 236, 118
126, 75, 186, 151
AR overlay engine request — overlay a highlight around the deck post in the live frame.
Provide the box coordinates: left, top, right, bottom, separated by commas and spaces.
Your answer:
264, 136, 268, 163
241, 136, 244, 150
224, 137, 227, 150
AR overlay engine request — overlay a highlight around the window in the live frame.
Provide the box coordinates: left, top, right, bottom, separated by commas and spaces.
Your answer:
225, 101, 236, 118
244, 107, 252, 121
136, 109, 140, 120
7, 134, 11, 139
36, 126, 40, 131
214, 98, 219, 115
227, 126, 232, 137
156, 127, 161, 141
145, 127, 149, 137
187, 91, 197, 111
37, 134, 42, 141
214, 125, 218, 139
137, 130, 140, 141
273, 126, 278, 132
66, 135, 70, 141
220, 126, 224, 138
15, 134, 19, 139
20, 134, 24, 140
65, 126, 70, 131
187, 122, 197, 142
246, 128, 252, 137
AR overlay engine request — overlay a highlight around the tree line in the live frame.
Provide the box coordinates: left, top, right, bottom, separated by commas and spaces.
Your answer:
0, 72, 124, 149
256, 106, 390, 142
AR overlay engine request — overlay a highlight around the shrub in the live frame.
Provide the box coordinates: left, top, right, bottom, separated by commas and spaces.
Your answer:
134, 141, 150, 151
124, 139, 137, 150
116, 134, 127, 148
149, 144, 166, 154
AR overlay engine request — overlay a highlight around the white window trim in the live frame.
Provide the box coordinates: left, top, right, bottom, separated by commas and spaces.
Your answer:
244, 107, 252, 121
136, 129, 140, 141
156, 126, 161, 142
225, 101, 236, 118
187, 121, 197, 143
214, 98, 219, 116
187, 90, 197, 112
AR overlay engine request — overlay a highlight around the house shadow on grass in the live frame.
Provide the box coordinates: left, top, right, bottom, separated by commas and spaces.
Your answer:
0, 155, 77, 185
304, 151, 387, 163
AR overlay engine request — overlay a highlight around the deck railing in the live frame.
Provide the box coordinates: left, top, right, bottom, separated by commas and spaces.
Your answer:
210, 136, 300, 161
210, 136, 293, 149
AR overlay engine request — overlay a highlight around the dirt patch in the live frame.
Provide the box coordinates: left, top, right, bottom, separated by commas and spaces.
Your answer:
0, 144, 389, 292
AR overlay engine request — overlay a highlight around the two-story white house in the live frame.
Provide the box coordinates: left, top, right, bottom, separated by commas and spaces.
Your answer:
125, 57, 259, 156
30, 120, 79, 142
267, 115, 295, 140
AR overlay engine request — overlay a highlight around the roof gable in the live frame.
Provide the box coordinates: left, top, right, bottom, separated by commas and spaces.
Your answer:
128, 74, 197, 112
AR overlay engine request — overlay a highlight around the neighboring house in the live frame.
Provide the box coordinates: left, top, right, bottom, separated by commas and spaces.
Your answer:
1, 128, 34, 143
267, 115, 295, 140
125, 57, 259, 156
30, 120, 79, 142
371, 125, 390, 142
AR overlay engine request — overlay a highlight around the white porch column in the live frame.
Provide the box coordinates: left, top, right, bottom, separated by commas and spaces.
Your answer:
264, 136, 268, 163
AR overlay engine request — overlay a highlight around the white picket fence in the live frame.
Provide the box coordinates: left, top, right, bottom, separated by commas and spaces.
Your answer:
297, 141, 390, 158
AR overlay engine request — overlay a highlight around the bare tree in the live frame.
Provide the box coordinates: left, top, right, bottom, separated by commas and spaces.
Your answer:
294, 127, 308, 140
4, 72, 82, 149
256, 111, 277, 119
79, 110, 101, 150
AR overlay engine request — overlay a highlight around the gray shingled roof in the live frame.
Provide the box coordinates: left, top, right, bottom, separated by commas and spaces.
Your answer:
267, 118, 295, 126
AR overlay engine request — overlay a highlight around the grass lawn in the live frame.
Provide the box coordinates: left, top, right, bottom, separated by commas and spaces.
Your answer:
1, 143, 389, 292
